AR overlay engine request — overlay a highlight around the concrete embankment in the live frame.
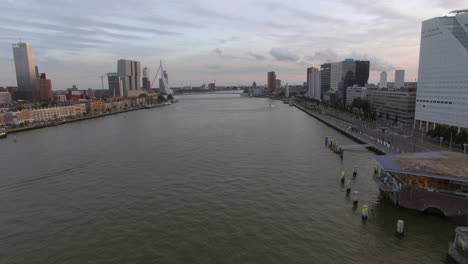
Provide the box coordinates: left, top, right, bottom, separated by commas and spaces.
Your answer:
293, 103, 389, 155
6, 103, 169, 135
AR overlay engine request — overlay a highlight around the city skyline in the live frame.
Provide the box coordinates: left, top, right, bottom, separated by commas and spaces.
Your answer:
0, 0, 465, 89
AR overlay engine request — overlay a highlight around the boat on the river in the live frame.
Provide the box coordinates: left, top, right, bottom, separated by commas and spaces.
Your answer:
371, 151, 468, 223
0, 127, 7, 138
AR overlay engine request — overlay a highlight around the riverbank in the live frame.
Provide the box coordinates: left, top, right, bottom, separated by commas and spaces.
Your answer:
5, 103, 171, 135
293, 103, 392, 155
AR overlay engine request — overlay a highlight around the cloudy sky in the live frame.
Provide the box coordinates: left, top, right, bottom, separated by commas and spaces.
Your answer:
0, 0, 464, 89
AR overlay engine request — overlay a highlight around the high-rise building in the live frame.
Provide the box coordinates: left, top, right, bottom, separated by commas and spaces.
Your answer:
117, 59, 141, 97
355, 60, 370, 87
394, 70, 405, 89
307, 67, 313, 93
107, 73, 121, 96
340, 59, 356, 106
320, 63, 331, 99
12, 42, 39, 101
330, 62, 343, 91
307, 67, 320, 100
275, 79, 281, 90
379, 72, 388, 88
267, 72, 276, 92
39, 73, 52, 100
142, 66, 150, 90
415, 10, 468, 131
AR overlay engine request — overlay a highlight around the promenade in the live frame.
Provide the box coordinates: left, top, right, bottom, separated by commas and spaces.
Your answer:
293, 103, 437, 155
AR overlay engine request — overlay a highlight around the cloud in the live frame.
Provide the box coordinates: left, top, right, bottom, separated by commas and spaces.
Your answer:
213, 48, 223, 56
346, 51, 396, 72
435, 0, 465, 8
270, 48, 299, 62
248, 52, 266, 60
218, 36, 240, 44
305, 50, 340, 63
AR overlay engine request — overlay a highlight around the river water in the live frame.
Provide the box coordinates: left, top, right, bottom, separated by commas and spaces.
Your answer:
0, 94, 456, 263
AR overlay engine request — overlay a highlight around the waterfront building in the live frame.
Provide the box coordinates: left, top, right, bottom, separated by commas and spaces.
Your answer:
367, 88, 417, 125
32, 104, 86, 122
117, 59, 141, 97
330, 62, 343, 92
0, 92, 12, 105
142, 66, 150, 90
341, 59, 356, 107
379, 72, 388, 88
267, 71, 276, 93
394, 70, 405, 89
208, 83, 216, 90
320, 63, 331, 100
12, 42, 39, 101
107, 72, 121, 96
4, 109, 33, 125
39, 73, 52, 100
307, 67, 321, 100
415, 10, 468, 131
275, 79, 281, 90
345, 86, 367, 108
307, 67, 313, 94
355, 60, 370, 87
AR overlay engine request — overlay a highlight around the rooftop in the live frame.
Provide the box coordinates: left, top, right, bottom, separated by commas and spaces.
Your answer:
372, 151, 468, 182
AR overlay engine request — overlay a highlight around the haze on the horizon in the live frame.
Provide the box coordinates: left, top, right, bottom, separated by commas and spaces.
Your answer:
0, 0, 464, 89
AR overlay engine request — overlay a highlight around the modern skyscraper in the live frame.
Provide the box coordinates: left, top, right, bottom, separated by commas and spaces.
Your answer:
12, 42, 39, 101
107, 73, 121, 96
117, 59, 141, 97
320, 63, 331, 100
330, 62, 343, 91
267, 71, 276, 92
142, 66, 150, 90
394, 70, 405, 89
355, 60, 370, 87
307, 67, 321, 100
379, 72, 388, 88
415, 10, 468, 131
306, 67, 313, 93
340, 59, 356, 106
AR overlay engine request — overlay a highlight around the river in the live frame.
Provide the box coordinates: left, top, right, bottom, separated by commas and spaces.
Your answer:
0, 94, 456, 263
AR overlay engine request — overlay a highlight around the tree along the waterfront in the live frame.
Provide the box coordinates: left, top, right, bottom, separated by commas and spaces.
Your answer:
427, 125, 468, 147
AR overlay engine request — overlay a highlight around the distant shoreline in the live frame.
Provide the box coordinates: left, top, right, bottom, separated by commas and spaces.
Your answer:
5, 103, 171, 135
